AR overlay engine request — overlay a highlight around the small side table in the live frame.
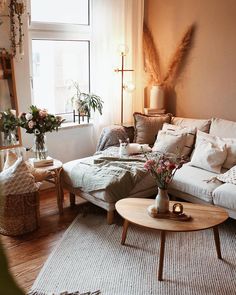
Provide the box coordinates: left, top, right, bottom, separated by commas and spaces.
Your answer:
29, 159, 64, 215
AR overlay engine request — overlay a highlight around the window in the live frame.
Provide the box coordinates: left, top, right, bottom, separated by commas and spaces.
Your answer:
29, 1, 90, 122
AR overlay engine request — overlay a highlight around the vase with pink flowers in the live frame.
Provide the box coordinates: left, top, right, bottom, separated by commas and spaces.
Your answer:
143, 152, 186, 213
19, 105, 65, 160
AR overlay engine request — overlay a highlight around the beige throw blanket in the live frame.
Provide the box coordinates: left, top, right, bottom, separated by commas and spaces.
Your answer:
70, 156, 147, 202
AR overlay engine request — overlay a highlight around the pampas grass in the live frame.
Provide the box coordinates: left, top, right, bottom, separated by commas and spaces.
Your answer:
163, 24, 195, 84
143, 23, 195, 87
143, 23, 162, 85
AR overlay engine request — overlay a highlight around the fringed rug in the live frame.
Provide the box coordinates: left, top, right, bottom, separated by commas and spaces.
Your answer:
30, 210, 236, 295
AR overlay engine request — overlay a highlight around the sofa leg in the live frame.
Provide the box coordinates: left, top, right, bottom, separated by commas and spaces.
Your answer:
70, 193, 76, 207
107, 211, 114, 224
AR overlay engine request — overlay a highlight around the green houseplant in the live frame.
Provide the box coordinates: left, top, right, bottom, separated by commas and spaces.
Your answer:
70, 81, 103, 119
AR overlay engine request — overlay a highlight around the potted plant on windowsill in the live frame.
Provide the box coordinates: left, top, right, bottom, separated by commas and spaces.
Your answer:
70, 81, 103, 123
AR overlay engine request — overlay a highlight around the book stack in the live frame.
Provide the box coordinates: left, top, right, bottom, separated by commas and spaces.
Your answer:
144, 108, 166, 115
30, 157, 54, 168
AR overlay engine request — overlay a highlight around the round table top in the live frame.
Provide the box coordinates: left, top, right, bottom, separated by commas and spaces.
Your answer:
115, 198, 229, 232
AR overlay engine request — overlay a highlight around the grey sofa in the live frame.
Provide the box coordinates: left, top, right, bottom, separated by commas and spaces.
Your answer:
62, 116, 236, 223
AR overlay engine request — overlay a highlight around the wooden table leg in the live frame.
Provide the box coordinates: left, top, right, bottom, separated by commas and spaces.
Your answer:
213, 226, 222, 259
121, 219, 129, 245
55, 168, 64, 215
158, 230, 166, 281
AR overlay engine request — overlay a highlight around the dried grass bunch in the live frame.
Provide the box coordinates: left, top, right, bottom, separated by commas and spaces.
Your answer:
143, 23, 195, 87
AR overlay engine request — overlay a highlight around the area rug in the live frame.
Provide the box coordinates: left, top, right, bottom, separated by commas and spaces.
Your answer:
30, 209, 236, 295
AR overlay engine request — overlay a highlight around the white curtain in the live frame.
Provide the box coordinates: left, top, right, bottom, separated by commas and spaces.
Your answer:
91, 0, 144, 144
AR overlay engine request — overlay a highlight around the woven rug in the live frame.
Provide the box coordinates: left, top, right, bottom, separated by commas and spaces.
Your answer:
31, 209, 236, 295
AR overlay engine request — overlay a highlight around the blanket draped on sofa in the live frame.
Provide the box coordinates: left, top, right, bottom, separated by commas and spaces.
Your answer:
70, 157, 147, 202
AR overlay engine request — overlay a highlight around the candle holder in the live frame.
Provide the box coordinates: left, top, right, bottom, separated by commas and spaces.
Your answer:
173, 203, 184, 215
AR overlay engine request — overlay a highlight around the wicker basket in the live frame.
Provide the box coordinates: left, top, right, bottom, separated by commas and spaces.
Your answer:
0, 191, 40, 236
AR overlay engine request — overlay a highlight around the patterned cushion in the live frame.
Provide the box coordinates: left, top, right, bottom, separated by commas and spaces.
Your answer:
0, 157, 39, 195
133, 112, 171, 145
216, 166, 236, 185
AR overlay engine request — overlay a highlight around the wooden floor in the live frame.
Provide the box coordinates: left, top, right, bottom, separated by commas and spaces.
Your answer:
1, 189, 86, 293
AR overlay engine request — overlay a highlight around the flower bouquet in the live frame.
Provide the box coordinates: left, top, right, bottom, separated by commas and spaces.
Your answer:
143, 151, 186, 214
0, 109, 18, 146
19, 105, 65, 160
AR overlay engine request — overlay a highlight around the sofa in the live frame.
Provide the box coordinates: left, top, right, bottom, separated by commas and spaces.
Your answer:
62, 113, 236, 223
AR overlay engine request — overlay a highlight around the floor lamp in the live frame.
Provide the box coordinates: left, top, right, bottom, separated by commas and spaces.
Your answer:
114, 45, 134, 125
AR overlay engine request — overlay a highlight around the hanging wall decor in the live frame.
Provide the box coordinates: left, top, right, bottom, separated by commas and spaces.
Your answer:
9, 0, 25, 56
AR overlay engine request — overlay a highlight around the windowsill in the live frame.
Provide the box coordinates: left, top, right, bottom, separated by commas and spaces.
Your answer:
60, 121, 93, 130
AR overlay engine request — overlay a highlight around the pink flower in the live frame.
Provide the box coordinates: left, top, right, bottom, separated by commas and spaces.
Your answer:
28, 120, 34, 129
39, 109, 48, 117
144, 159, 155, 170
156, 167, 163, 174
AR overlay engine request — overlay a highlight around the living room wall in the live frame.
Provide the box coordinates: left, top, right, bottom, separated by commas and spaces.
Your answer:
145, 0, 236, 121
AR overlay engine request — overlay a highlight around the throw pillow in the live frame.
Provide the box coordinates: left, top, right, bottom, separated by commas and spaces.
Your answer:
0, 157, 39, 195
195, 130, 236, 169
216, 165, 236, 185
133, 112, 171, 145
190, 141, 227, 173
152, 130, 187, 154
161, 123, 196, 156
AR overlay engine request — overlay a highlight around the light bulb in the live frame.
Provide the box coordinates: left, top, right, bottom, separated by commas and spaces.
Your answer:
124, 81, 135, 93
117, 44, 129, 56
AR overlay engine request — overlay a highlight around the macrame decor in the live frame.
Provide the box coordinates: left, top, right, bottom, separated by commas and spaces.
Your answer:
9, 0, 25, 56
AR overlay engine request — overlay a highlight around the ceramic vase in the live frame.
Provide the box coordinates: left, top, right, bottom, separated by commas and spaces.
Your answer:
33, 133, 48, 160
150, 85, 165, 109
155, 188, 169, 214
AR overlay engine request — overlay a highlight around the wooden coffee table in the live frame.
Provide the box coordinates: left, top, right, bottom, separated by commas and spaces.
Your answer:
116, 198, 228, 281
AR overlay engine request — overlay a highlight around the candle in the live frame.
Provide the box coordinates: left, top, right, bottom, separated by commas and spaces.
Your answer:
173, 203, 183, 215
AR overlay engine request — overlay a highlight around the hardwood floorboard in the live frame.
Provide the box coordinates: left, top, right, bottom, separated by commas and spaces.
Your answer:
1, 189, 87, 293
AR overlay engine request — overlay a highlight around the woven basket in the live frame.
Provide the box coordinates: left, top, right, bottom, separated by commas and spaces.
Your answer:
0, 191, 40, 236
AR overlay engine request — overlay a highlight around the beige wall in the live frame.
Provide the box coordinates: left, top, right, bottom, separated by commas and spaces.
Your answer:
145, 0, 236, 121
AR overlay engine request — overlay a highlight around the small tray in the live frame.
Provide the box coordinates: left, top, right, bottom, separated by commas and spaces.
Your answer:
147, 205, 191, 221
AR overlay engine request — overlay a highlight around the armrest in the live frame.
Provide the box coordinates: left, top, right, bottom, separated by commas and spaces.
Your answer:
96, 125, 134, 152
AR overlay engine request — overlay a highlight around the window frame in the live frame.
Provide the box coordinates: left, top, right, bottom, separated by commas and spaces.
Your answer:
28, 0, 91, 122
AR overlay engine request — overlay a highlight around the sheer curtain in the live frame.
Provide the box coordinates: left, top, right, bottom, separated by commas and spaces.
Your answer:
91, 0, 144, 144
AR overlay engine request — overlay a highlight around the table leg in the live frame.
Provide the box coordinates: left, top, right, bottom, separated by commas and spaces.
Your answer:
158, 230, 166, 281
121, 219, 129, 245
213, 226, 222, 259
55, 168, 64, 215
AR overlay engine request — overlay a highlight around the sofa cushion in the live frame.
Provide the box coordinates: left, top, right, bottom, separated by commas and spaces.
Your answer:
190, 131, 227, 173
152, 130, 187, 155
210, 118, 236, 138
213, 183, 236, 210
133, 112, 171, 145
171, 117, 211, 133
216, 166, 236, 185
159, 123, 196, 156
194, 130, 236, 169
169, 163, 222, 203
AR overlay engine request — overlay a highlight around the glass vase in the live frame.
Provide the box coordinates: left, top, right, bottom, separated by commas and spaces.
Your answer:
3, 130, 17, 146
33, 133, 48, 160
155, 188, 169, 214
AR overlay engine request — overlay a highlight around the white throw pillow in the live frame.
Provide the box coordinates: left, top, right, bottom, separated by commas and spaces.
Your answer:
190, 141, 227, 173
152, 130, 187, 154
195, 130, 236, 169
162, 123, 196, 156
127, 143, 151, 155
